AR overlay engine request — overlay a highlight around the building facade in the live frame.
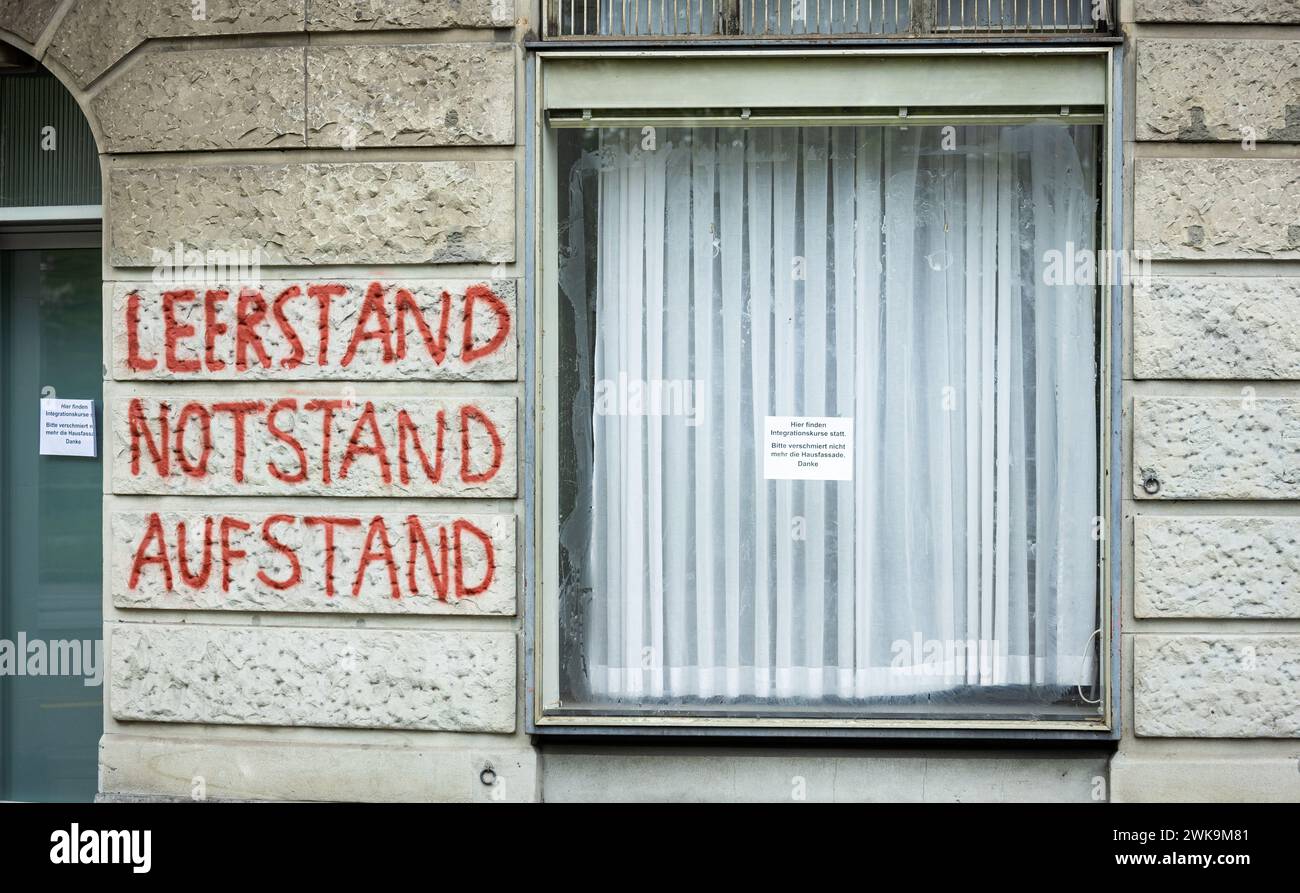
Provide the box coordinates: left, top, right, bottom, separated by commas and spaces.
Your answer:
0, 0, 1296, 802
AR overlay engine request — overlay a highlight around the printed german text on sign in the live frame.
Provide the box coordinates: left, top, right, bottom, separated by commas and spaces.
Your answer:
763, 416, 854, 481
39, 398, 97, 457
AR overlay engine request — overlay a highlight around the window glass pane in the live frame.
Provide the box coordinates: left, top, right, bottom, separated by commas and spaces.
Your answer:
554, 123, 1102, 721
559, 0, 909, 36
936, 0, 1100, 30
1, 247, 104, 800
0, 71, 100, 208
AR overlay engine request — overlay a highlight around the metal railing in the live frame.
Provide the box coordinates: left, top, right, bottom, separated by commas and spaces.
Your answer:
543, 0, 1113, 38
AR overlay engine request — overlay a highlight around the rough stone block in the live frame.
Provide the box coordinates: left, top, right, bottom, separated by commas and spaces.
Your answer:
1135, 515, 1300, 618
110, 623, 516, 732
93, 47, 306, 152
0, 0, 60, 44
306, 0, 514, 30
108, 161, 515, 266
1137, 39, 1300, 142
1135, 635, 1300, 737
1135, 1, 1300, 23
1135, 158, 1300, 259
112, 510, 516, 614
49, 0, 304, 88
110, 394, 517, 497
1133, 396, 1300, 500
308, 44, 514, 147
109, 278, 516, 381
1134, 277, 1300, 379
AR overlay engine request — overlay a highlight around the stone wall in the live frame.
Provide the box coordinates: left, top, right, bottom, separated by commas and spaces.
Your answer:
0, 0, 534, 803
1118, 0, 1300, 801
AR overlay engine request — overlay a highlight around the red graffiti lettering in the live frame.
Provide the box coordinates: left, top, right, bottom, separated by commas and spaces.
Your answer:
453, 518, 496, 598
308, 284, 347, 367
128, 512, 173, 590
125, 291, 157, 371
272, 285, 305, 370
354, 516, 400, 599
176, 516, 214, 589
338, 401, 392, 484
303, 399, 345, 485
213, 400, 264, 484
459, 404, 503, 484
462, 284, 512, 364
258, 514, 302, 591
203, 289, 229, 372
405, 515, 450, 600
303, 516, 362, 598
265, 398, 308, 484
396, 287, 450, 365
174, 402, 213, 478
162, 289, 201, 373
125, 512, 502, 605
396, 408, 445, 486
235, 288, 271, 371
128, 399, 171, 477
123, 282, 512, 375
219, 517, 251, 593
342, 282, 395, 366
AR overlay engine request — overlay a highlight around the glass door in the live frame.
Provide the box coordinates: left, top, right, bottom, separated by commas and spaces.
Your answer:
0, 236, 102, 801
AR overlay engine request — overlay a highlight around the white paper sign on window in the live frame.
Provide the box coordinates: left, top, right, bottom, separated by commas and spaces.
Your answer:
763, 415, 853, 481
40, 398, 97, 457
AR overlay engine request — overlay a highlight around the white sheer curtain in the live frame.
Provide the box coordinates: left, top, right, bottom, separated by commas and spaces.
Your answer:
564, 124, 1098, 705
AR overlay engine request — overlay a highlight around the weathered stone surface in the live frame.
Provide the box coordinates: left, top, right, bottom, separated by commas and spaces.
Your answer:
308, 44, 514, 147
1133, 397, 1300, 500
0, 0, 60, 44
49, 0, 304, 88
1133, 159, 1294, 259
306, 0, 514, 30
112, 510, 516, 614
100, 733, 539, 802
1135, 515, 1300, 618
1134, 277, 1300, 379
109, 279, 516, 381
1137, 39, 1300, 143
93, 48, 305, 152
1135, 1, 1300, 23
1111, 753, 1300, 802
108, 161, 515, 266
1135, 635, 1300, 737
111, 395, 517, 497
1135, 158, 1300, 260
110, 623, 516, 732
542, 750, 1106, 802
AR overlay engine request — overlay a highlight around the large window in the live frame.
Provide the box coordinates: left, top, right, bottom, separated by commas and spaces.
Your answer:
536, 51, 1115, 731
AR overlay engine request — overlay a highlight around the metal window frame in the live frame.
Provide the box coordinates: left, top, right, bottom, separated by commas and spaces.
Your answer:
526, 45, 1122, 740
540, 0, 1116, 40
0, 206, 101, 223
